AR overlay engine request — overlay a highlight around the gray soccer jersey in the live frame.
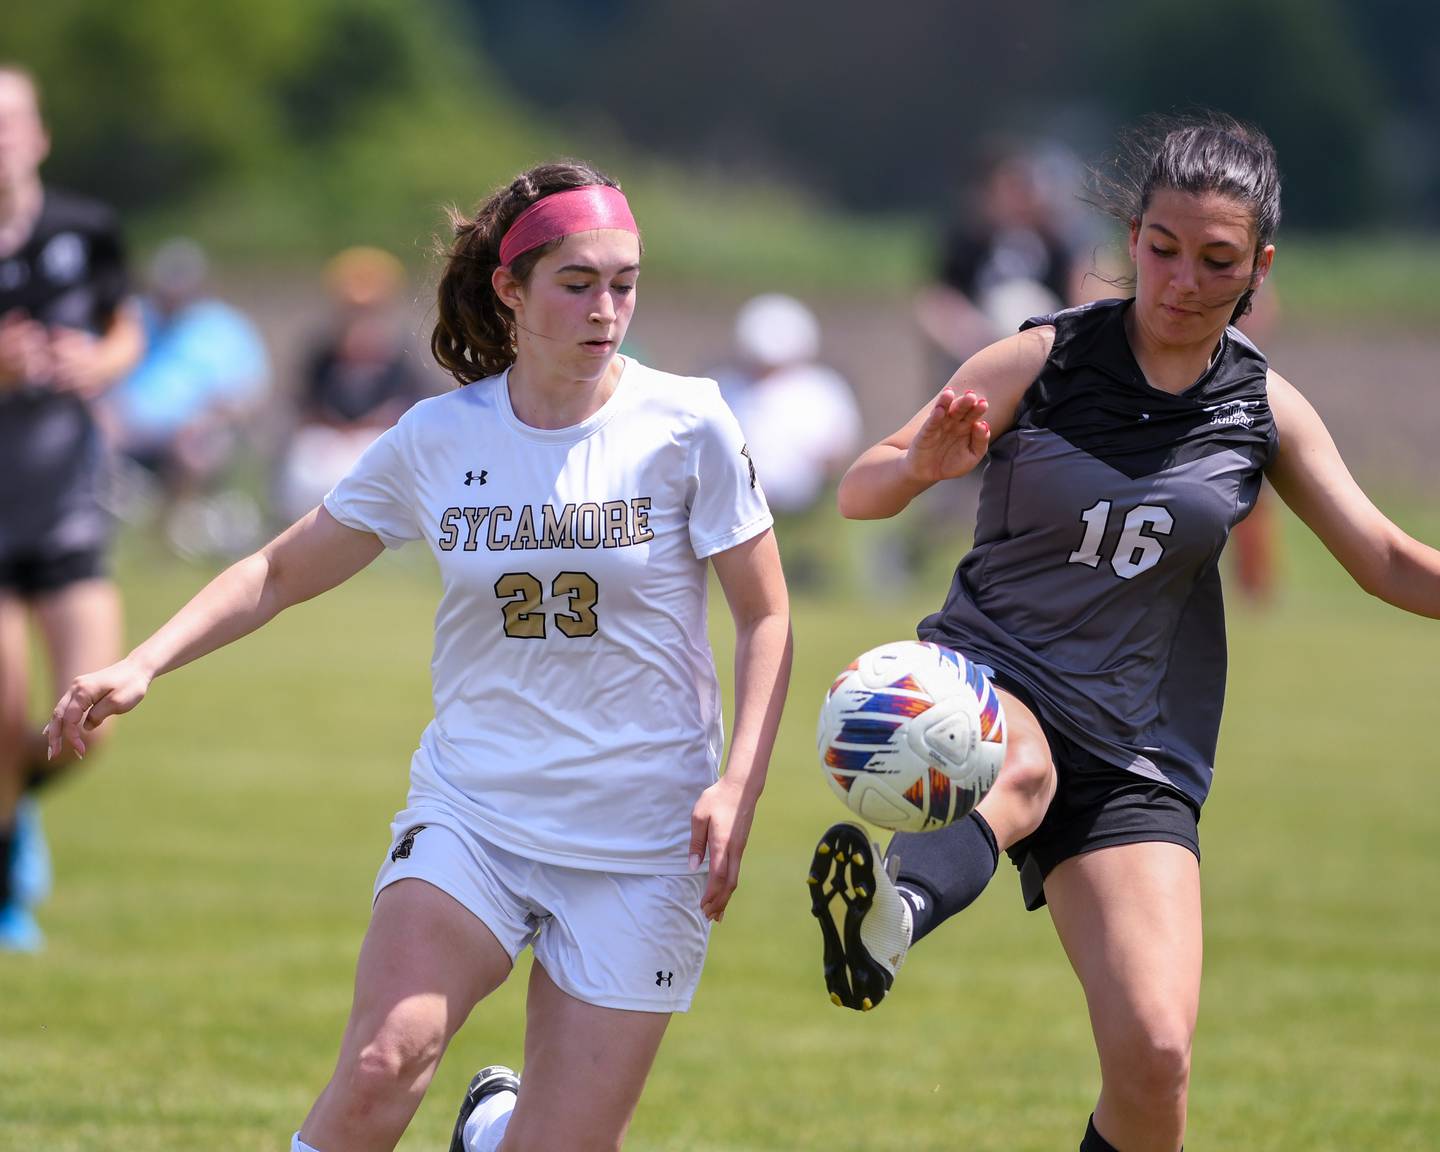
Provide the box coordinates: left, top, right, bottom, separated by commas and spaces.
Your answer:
918, 299, 1276, 806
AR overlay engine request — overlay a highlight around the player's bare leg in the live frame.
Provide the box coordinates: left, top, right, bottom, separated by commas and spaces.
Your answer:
299, 880, 512, 1152
491, 963, 670, 1152
29, 577, 123, 780
0, 593, 33, 947
0, 594, 27, 822
1046, 842, 1202, 1152
0, 579, 121, 948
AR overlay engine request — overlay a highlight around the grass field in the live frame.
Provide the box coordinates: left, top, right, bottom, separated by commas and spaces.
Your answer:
3, 508, 1438, 1151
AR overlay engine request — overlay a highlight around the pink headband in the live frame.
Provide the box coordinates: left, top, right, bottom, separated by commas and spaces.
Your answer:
498, 185, 639, 267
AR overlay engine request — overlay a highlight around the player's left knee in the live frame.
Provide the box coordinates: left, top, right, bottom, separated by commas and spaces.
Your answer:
991, 733, 1055, 833
344, 1002, 448, 1106
1107, 1022, 1192, 1105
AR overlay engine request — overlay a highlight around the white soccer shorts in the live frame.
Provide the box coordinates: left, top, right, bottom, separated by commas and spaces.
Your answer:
374, 811, 710, 1013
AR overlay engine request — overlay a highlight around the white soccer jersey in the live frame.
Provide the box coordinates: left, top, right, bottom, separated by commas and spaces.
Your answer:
324, 359, 772, 873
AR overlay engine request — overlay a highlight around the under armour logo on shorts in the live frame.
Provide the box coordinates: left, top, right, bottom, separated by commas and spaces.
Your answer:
390, 825, 428, 862
655, 970, 674, 987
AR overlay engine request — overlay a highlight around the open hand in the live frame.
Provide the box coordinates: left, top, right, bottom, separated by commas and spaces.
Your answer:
905, 386, 991, 484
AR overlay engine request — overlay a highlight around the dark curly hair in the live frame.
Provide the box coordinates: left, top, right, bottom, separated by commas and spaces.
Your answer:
431, 160, 625, 385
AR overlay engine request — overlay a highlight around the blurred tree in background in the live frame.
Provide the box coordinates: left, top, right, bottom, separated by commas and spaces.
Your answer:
470, 0, 1439, 229
1093, 0, 1384, 227
6, 0, 559, 256
469, 0, 1086, 213
6, 0, 1438, 272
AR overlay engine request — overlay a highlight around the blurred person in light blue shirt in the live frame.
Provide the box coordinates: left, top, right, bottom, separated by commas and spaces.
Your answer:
104, 239, 269, 554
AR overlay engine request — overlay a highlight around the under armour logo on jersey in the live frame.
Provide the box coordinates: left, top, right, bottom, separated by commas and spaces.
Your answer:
390, 824, 428, 861
740, 444, 757, 489
464, 470, 488, 486
655, 970, 674, 987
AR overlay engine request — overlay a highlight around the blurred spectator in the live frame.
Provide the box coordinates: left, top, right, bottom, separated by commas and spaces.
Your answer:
915, 141, 1091, 371
716, 293, 861, 589
103, 238, 269, 556
904, 142, 1103, 576
273, 246, 430, 523
0, 64, 142, 950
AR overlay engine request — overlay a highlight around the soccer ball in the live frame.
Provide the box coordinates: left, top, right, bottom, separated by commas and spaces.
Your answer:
817, 641, 1006, 832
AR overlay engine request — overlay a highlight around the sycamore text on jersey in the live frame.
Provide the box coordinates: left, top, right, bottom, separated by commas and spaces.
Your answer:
436, 499, 656, 552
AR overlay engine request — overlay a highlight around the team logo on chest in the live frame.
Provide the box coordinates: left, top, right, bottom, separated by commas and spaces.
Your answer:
1203, 399, 1261, 428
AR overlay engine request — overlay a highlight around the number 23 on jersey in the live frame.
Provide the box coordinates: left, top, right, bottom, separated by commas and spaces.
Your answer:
495, 571, 600, 638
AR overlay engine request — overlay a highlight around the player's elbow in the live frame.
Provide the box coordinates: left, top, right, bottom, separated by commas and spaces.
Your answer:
1349, 529, 1408, 605
835, 472, 862, 518
251, 546, 298, 621
836, 477, 886, 520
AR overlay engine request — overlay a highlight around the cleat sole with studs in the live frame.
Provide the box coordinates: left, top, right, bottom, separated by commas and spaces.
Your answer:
807, 821, 894, 1012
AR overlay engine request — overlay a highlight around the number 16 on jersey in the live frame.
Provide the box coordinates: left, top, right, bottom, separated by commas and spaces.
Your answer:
1068, 501, 1174, 580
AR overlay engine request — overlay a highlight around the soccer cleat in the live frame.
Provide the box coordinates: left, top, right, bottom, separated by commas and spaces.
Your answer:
448, 1064, 520, 1152
807, 822, 912, 1011
0, 900, 44, 952
12, 797, 53, 908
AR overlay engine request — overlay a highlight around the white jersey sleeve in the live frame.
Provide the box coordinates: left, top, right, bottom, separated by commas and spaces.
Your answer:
685, 385, 772, 558
323, 421, 422, 548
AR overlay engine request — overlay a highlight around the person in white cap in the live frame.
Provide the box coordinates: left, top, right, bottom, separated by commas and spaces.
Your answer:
724, 293, 862, 588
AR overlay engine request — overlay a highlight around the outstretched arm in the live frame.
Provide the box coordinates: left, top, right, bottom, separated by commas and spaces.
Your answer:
836, 325, 1053, 519
46, 507, 386, 756
689, 528, 792, 922
1267, 371, 1440, 616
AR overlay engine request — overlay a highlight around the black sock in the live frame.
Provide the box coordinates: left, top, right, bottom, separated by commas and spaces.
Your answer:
0, 821, 15, 908
1080, 1115, 1119, 1152
887, 810, 998, 942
